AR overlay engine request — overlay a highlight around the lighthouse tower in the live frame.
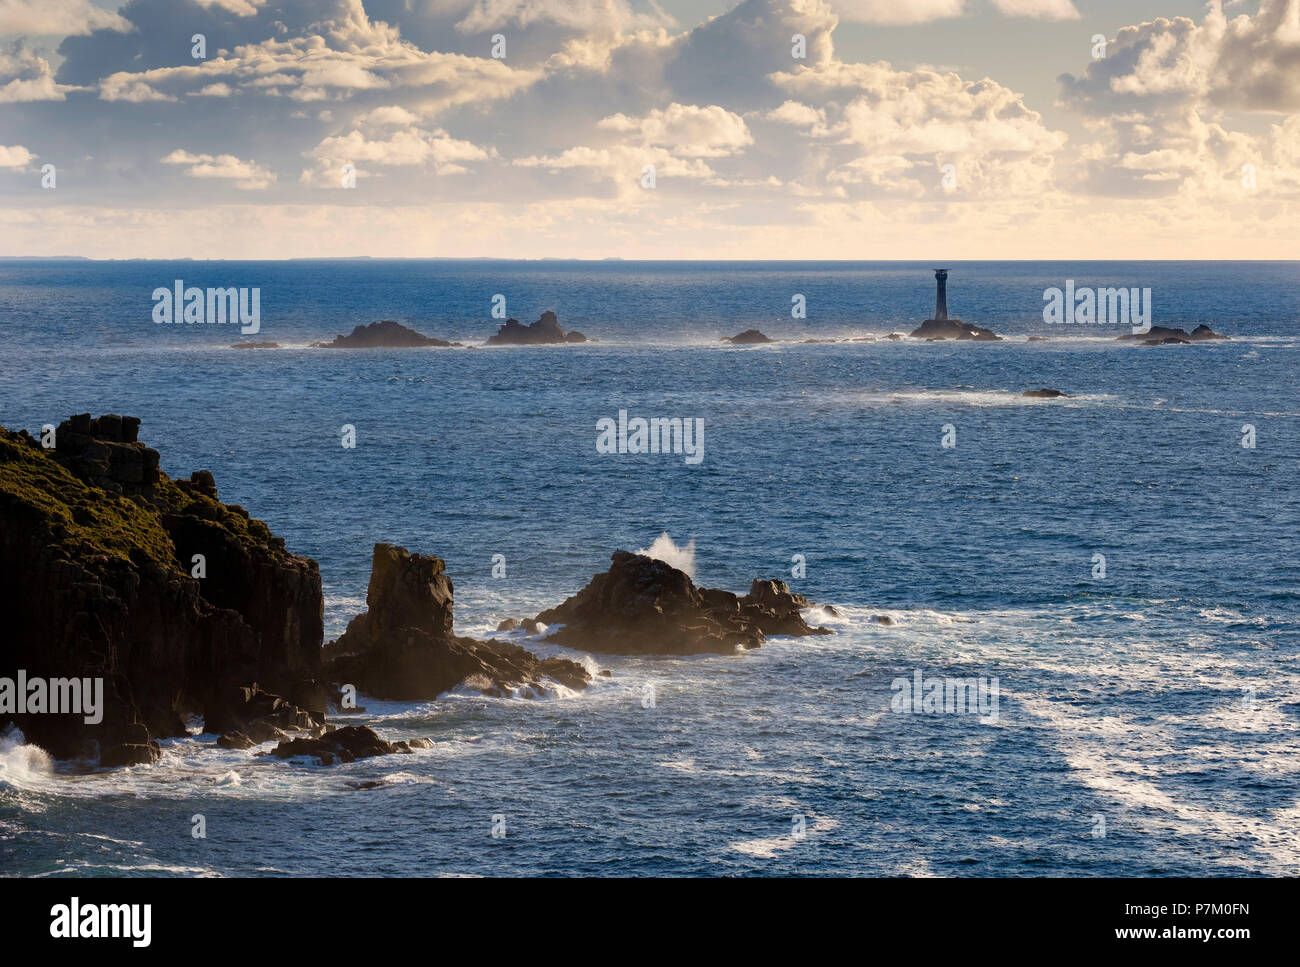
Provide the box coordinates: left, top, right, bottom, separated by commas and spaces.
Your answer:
933, 269, 949, 321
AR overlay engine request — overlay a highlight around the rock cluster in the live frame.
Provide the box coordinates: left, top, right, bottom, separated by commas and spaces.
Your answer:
264, 725, 433, 766
1118, 324, 1228, 345
323, 543, 590, 699
531, 551, 834, 655
312, 320, 456, 348
487, 311, 588, 345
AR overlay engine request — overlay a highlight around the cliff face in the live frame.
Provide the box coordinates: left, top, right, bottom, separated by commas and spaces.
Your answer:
0, 415, 324, 765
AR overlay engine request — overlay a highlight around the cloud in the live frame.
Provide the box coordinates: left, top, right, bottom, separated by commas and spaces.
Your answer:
0, 0, 130, 36
0, 43, 79, 102
988, 0, 1079, 19
0, 143, 34, 167
597, 103, 753, 157
832, 0, 965, 24
161, 148, 275, 188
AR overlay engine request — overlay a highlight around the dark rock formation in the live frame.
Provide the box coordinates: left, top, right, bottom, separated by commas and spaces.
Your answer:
312, 320, 456, 348
533, 551, 834, 655
0, 415, 326, 766
323, 544, 590, 700
1027, 336, 1051, 342
726, 329, 772, 344
1023, 388, 1069, 398
264, 725, 415, 766
909, 318, 1001, 341
230, 341, 280, 349
487, 311, 587, 346
1118, 324, 1227, 344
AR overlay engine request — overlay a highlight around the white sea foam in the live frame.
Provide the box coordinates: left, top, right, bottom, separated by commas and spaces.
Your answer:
730, 813, 839, 859
0, 725, 54, 792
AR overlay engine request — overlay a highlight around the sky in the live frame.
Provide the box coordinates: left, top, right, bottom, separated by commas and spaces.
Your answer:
0, 0, 1297, 259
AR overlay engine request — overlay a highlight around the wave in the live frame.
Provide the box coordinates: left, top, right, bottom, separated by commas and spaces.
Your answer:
635, 532, 696, 578
0, 726, 54, 793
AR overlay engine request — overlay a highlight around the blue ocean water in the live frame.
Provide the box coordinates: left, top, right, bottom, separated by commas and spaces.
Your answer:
1, 259, 1297, 877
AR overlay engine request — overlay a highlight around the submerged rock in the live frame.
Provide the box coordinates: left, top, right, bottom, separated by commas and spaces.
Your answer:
726, 329, 772, 344
0, 415, 327, 767
533, 551, 834, 655
312, 320, 456, 348
908, 318, 1001, 341
1022, 388, 1069, 398
487, 310, 587, 345
324, 543, 590, 700
230, 341, 280, 349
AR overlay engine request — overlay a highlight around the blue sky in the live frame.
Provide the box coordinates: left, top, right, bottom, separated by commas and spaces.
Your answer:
1, 0, 1297, 258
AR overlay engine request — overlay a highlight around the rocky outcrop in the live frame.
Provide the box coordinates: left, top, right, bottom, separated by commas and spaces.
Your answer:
726, 329, 772, 344
0, 415, 326, 766
264, 725, 418, 766
312, 320, 457, 348
487, 311, 587, 345
323, 544, 590, 700
533, 551, 834, 655
909, 318, 1001, 341
1118, 324, 1228, 344
1023, 388, 1069, 398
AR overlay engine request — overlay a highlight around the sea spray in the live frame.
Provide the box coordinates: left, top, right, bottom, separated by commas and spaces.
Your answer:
636, 532, 696, 578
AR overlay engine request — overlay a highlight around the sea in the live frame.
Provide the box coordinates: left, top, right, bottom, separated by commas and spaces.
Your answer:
0, 259, 1297, 877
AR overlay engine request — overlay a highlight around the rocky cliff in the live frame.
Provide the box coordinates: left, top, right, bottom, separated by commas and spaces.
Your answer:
0, 414, 326, 765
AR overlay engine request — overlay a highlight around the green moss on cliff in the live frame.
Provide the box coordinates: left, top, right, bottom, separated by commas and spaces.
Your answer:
0, 430, 181, 574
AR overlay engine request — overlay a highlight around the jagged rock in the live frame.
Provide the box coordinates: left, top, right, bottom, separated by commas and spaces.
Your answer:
487, 311, 586, 345
726, 329, 772, 344
0, 416, 325, 767
324, 544, 590, 700
908, 318, 1001, 341
311, 320, 456, 348
533, 551, 834, 655
1023, 388, 1069, 398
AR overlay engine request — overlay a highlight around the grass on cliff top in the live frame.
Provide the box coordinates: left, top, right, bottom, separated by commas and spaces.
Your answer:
0, 430, 182, 575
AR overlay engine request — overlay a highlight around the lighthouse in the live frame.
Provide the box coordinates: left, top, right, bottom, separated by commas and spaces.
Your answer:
933, 269, 949, 321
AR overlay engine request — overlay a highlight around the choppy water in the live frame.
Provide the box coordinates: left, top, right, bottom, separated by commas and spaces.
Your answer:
1, 260, 1297, 876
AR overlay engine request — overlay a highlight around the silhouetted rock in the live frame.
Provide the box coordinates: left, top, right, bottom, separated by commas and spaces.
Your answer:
533, 551, 834, 655
0, 415, 326, 767
727, 329, 772, 344
1023, 388, 1069, 398
312, 320, 456, 348
487, 311, 586, 345
230, 341, 279, 349
1027, 336, 1050, 342
323, 544, 590, 700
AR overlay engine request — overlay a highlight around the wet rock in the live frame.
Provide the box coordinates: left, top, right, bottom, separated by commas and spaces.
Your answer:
1022, 388, 1069, 398
726, 329, 772, 344
533, 551, 834, 655
265, 725, 410, 765
217, 731, 255, 750
230, 341, 280, 349
324, 543, 590, 699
